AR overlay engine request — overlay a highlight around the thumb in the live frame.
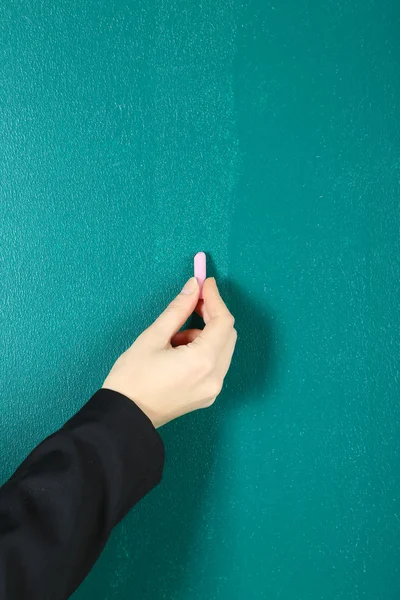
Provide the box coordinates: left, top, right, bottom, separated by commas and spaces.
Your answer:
147, 277, 200, 345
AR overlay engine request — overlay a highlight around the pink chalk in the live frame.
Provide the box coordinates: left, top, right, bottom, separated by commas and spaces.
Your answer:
194, 252, 206, 299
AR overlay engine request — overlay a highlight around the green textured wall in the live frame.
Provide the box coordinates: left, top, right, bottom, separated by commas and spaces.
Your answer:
1, 0, 400, 598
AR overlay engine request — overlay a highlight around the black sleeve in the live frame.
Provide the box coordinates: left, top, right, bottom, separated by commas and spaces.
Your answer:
0, 388, 165, 600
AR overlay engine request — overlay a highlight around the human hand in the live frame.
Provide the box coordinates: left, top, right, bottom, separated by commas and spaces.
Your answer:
102, 277, 237, 428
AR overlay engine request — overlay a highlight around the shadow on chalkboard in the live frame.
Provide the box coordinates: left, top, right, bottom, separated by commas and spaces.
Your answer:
223, 277, 279, 406
204, 254, 279, 407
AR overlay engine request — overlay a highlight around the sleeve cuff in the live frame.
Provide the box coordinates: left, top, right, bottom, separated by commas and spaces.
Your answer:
63, 388, 165, 523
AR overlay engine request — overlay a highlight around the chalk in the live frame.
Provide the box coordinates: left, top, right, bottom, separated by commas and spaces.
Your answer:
194, 252, 206, 299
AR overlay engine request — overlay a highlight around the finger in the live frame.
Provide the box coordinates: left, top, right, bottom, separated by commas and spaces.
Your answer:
146, 277, 200, 346
200, 279, 235, 350
199, 330, 237, 406
195, 299, 210, 323
217, 328, 238, 377
202, 278, 231, 320
171, 328, 202, 347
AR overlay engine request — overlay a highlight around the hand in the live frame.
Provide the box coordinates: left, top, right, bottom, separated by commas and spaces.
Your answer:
102, 277, 237, 428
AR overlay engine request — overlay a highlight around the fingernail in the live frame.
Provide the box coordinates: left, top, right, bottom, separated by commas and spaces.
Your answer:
181, 277, 198, 295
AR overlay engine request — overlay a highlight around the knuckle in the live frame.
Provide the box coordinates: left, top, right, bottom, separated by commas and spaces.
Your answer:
207, 376, 223, 398
202, 396, 216, 409
225, 313, 235, 328
232, 327, 238, 341
166, 299, 181, 314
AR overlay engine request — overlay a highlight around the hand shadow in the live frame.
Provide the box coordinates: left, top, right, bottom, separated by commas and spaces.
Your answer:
222, 277, 279, 407
73, 262, 279, 600
206, 255, 280, 408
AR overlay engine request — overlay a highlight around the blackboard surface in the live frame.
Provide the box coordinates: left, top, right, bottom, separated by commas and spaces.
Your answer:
1, 1, 399, 599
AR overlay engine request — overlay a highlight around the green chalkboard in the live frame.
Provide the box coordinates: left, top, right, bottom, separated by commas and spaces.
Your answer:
1, 0, 399, 598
